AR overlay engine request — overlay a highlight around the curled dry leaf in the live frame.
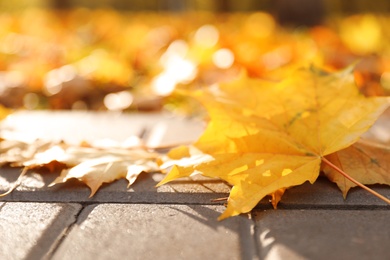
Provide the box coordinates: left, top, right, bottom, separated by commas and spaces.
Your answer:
0, 139, 57, 167
323, 139, 390, 197
157, 67, 390, 220
48, 146, 160, 196
0, 139, 160, 196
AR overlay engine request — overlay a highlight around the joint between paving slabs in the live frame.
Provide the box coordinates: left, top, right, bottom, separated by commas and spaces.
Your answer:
0, 202, 6, 212
251, 219, 262, 260
237, 212, 261, 260
44, 204, 86, 259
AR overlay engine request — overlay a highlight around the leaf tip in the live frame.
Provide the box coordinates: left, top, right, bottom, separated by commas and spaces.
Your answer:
270, 188, 286, 209
88, 188, 98, 198
217, 203, 241, 221
342, 189, 349, 200
156, 165, 182, 187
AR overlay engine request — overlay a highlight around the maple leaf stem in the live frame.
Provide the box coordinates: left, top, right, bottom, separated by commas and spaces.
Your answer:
210, 197, 229, 202
322, 157, 390, 204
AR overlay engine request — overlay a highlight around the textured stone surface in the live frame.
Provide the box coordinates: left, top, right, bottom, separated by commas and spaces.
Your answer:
0, 202, 82, 260
273, 177, 390, 209
0, 110, 204, 147
52, 204, 256, 260
0, 169, 231, 204
253, 209, 390, 260
1, 167, 388, 209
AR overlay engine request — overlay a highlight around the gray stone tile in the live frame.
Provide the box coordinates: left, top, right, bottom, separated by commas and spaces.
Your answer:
253, 209, 390, 260
272, 177, 390, 209
0, 168, 230, 204
143, 114, 205, 148
52, 204, 256, 260
2, 167, 389, 209
0, 110, 225, 204
1, 111, 389, 208
0, 110, 204, 147
1, 111, 144, 144
0, 202, 82, 260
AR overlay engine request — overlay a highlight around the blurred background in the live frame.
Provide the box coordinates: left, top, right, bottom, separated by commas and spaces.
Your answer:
0, 0, 389, 113
3, 0, 390, 13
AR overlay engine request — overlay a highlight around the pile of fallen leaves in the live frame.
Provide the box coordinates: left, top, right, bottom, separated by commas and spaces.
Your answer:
0, 9, 389, 112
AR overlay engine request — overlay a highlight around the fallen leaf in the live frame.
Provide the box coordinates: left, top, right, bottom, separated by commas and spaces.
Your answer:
0, 139, 55, 167
49, 146, 160, 196
322, 139, 390, 197
158, 67, 390, 219
0, 139, 160, 196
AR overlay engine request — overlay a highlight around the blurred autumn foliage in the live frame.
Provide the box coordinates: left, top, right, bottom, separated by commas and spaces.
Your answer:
0, 3, 390, 112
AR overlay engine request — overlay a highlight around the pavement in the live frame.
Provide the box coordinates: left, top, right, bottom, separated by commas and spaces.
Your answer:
0, 111, 389, 260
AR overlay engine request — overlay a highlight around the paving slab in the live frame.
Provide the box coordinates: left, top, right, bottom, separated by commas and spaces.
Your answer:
0, 202, 82, 260
52, 204, 256, 260
0, 110, 230, 203
0, 168, 231, 204
1, 111, 389, 207
0, 110, 204, 147
1, 165, 388, 209
274, 177, 390, 209
253, 209, 390, 260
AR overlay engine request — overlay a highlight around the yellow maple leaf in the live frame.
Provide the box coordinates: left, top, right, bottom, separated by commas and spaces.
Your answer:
158, 67, 390, 220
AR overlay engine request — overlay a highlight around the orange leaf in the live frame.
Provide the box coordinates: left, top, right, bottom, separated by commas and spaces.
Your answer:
323, 139, 390, 197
